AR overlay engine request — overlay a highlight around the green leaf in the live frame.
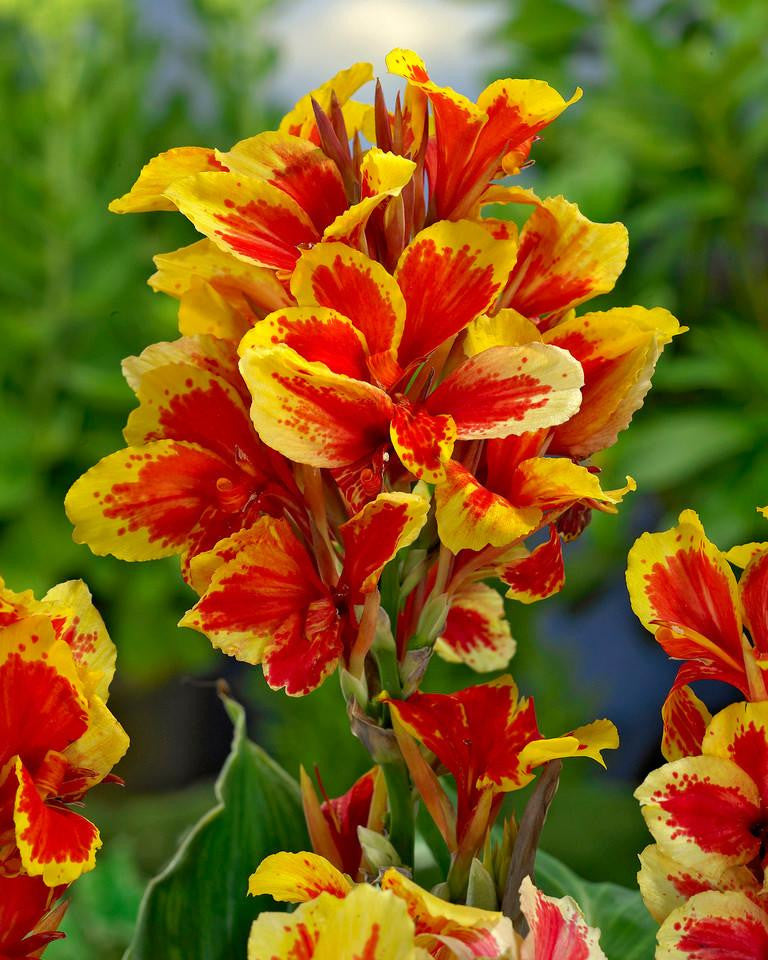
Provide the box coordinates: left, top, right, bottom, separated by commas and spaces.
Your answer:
125, 696, 308, 960
535, 850, 657, 960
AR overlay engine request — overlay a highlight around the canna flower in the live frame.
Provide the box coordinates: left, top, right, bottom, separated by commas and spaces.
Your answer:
0, 579, 128, 885
655, 890, 768, 960
635, 700, 768, 915
179, 492, 429, 694
0, 874, 66, 959
238, 227, 584, 504
434, 431, 635, 555
384, 676, 617, 851
65, 333, 305, 582
385, 49, 582, 221
248, 851, 606, 959
626, 508, 768, 726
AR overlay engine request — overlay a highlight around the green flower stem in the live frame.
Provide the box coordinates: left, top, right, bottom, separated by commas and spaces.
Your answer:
380, 757, 415, 868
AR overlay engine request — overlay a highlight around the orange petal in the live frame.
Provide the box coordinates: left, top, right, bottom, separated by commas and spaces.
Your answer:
502, 526, 565, 604
427, 343, 583, 439
740, 547, 768, 656
220, 132, 348, 233
436, 582, 516, 672
239, 307, 370, 381
661, 685, 712, 762
339, 492, 430, 596
519, 876, 606, 960
239, 345, 393, 468
14, 759, 101, 886
165, 172, 318, 271
626, 509, 746, 692
65, 441, 235, 561
390, 404, 456, 483
545, 305, 683, 458
292, 242, 406, 362
395, 220, 518, 366
511, 457, 635, 512
656, 891, 768, 960
505, 195, 628, 318
435, 460, 541, 554
109, 146, 225, 214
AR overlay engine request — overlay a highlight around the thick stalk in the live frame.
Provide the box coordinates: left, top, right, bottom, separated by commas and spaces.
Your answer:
380, 757, 415, 868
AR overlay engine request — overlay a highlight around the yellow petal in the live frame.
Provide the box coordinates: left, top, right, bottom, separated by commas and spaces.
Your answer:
109, 146, 222, 213
248, 851, 352, 902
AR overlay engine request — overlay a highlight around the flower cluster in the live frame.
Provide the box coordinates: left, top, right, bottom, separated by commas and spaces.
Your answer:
246, 850, 607, 960
0, 577, 127, 956
58, 49, 681, 956
629, 506, 768, 957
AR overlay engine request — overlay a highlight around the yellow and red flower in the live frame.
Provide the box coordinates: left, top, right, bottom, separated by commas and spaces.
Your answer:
247, 851, 607, 959
179, 491, 428, 694
655, 890, 768, 960
627, 508, 768, 728
386, 49, 581, 221
238, 227, 584, 504
635, 700, 768, 918
0, 579, 127, 886
0, 874, 67, 959
384, 676, 617, 851
65, 333, 305, 582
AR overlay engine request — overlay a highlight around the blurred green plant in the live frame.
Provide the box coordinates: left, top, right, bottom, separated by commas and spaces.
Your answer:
0, 0, 279, 686
490, 0, 768, 570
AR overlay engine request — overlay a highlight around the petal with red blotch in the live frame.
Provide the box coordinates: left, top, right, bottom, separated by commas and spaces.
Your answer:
339, 492, 429, 597
63, 693, 129, 791
239, 308, 370, 381
122, 333, 244, 396
637, 844, 757, 925
475, 77, 582, 171
0, 874, 66, 956
14, 759, 101, 886
510, 457, 635, 512
165, 172, 318, 272
322, 149, 415, 247
704, 701, 768, 809
123, 363, 259, 470
109, 147, 225, 214
436, 582, 516, 672
181, 519, 341, 694
239, 344, 393, 468
502, 527, 565, 604
519, 875, 606, 960
390, 404, 456, 483
0, 619, 89, 777
248, 851, 352, 902
292, 243, 406, 362
544, 306, 683, 459
66, 441, 237, 561
740, 548, 768, 655
41, 580, 116, 701
635, 755, 760, 876
279, 61, 374, 139
661, 685, 712, 762
435, 460, 541, 554
248, 882, 418, 960
626, 510, 745, 683
395, 220, 519, 366
150, 238, 292, 315
426, 344, 583, 440
504, 195, 628, 318
656, 891, 768, 960
220, 132, 348, 233
381, 867, 514, 958
725, 542, 768, 569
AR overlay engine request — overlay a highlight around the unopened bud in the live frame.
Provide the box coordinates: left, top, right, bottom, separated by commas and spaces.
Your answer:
358, 826, 401, 871
467, 857, 498, 911
412, 593, 450, 647
340, 668, 368, 709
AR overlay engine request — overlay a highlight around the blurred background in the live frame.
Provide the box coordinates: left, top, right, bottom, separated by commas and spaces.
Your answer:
1, 0, 766, 954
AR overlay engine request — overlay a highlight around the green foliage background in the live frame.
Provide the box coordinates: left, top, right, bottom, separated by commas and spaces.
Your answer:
0, 1, 765, 956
